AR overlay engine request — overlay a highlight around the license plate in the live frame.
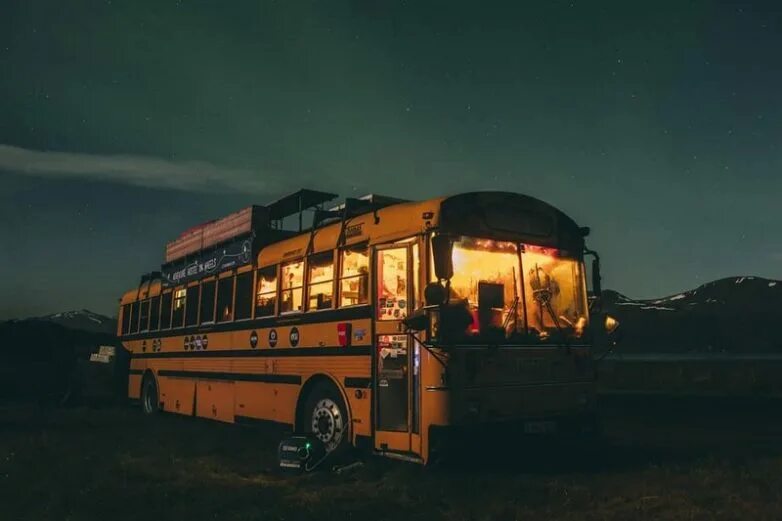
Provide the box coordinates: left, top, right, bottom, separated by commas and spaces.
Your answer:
523, 420, 557, 434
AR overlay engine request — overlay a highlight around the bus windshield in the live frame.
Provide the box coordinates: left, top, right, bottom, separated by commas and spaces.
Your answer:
444, 237, 588, 343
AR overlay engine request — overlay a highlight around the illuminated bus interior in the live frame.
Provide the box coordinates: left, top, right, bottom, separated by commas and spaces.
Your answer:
444, 237, 588, 342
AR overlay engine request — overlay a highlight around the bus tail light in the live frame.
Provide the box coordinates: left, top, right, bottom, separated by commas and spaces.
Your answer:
337, 323, 352, 347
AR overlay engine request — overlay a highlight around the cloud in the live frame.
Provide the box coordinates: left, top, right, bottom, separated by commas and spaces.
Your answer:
0, 144, 278, 194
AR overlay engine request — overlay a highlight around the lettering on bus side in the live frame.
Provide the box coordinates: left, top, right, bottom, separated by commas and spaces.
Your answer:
344, 222, 364, 238
283, 248, 303, 259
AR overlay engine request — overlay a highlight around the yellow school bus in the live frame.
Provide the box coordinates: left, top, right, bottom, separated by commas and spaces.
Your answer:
119, 190, 606, 463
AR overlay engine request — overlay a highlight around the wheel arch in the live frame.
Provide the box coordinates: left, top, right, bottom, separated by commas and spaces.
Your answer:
140, 369, 156, 390
295, 373, 352, 434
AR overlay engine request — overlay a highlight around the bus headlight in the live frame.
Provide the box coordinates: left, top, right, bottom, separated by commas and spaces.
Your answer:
604, 315, 619, 335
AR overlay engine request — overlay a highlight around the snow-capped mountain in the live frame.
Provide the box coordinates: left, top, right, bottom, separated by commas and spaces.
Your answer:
602, 277, 782, 354
34, 309, 116, 334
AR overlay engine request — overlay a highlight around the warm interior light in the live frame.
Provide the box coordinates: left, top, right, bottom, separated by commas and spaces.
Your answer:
450, 240, 519, 306
441, 237, 590, 340
524, 244, 558, 258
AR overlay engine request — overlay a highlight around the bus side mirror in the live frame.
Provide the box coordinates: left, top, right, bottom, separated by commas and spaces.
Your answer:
591, 257, 602, 298
424, 282, 447, 306
431, 234, 454, 281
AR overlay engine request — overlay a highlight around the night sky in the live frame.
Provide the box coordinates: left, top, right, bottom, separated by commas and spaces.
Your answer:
1, 1, 780, 319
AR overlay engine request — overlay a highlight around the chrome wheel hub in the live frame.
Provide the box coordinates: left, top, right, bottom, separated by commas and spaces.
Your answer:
311, 398, 344, 451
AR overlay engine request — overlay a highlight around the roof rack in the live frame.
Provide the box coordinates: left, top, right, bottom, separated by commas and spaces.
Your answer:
305, 194, 408, 255
139, 271, 162, 285
266, 189, 339, 231
328, 194, 408, 213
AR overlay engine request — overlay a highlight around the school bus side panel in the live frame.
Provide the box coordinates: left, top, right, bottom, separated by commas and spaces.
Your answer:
195, 380, 235, 423
161, 377, 196, 416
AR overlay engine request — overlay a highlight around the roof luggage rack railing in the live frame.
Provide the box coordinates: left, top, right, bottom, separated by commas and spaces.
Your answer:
266, 189, 339, 232
306, 195, 405, 255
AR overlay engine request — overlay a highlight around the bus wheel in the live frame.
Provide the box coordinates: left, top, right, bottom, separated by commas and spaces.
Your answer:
141, 374, 160, 415
302, 382, 349, 456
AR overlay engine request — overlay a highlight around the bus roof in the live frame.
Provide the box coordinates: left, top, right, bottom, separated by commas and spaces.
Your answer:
258, 191, 586, 266
120, 191, 587, 302
258, 196, 444, 266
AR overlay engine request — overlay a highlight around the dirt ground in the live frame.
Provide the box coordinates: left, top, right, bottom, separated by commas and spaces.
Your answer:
2, 395, 782, 520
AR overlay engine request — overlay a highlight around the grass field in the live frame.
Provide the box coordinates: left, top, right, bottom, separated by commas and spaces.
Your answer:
2, 397, 782, 520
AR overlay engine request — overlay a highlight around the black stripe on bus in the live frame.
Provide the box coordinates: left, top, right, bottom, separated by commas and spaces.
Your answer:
158, 370, 301, 385
130, 346, 371, 360
120, 305, 373, 341
344, 377, 371, 389
128, 369, 143, 375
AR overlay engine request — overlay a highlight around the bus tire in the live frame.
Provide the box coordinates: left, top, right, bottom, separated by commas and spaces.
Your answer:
140, 373, 160, 415
301, 381, 350, 458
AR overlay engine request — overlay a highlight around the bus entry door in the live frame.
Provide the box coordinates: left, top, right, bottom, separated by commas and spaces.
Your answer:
377, 334, 409, 432
374, 244, 422, 459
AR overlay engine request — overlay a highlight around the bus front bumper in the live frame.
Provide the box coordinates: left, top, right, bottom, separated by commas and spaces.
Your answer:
447, 380, 596, 425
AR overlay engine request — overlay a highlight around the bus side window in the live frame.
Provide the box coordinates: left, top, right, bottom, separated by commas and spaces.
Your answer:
130, 300, 140, 333
339, 243, 369, 307
280, 260, 304, 313
255, 266, 277, 317
121, 304, 131, 335
216, 276, 235, 322
172, 288, 186, 327
160, 292, 173, 329
307, 252, 334, 311
377, 247, 408, 320
139, 299, 150, 332
149, 296, 161, 330
234, 272, 253, 320
185, 285, 199, 326
200, 280, 216, 324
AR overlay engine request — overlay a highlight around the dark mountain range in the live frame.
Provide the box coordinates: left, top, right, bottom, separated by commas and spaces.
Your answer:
28, 309, 116, 335
0, 314, 120, 403
601, 277, 782, 354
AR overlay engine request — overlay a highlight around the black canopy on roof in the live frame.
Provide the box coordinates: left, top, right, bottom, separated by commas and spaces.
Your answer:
266, 189, 338, 221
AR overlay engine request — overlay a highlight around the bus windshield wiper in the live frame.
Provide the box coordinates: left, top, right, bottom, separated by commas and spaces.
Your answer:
502, 266, 521, 335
